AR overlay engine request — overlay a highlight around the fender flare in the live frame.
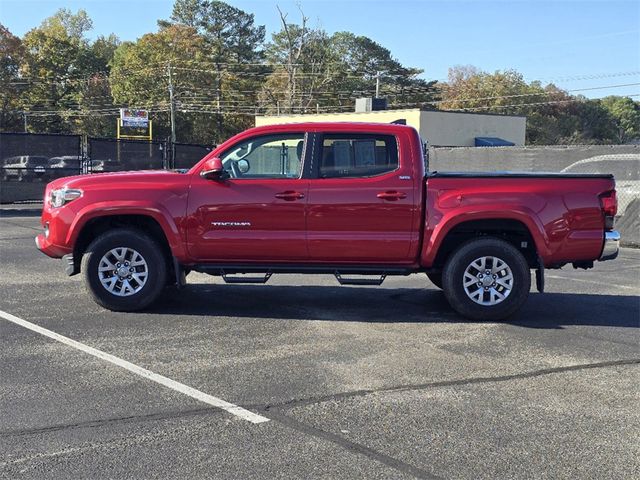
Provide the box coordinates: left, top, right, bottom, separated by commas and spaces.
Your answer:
422, 205, 551, 267
67, 201, 187, 260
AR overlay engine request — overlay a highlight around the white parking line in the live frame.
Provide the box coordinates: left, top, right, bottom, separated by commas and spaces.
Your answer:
0, 309, 269, 424
546, 275, 639, 292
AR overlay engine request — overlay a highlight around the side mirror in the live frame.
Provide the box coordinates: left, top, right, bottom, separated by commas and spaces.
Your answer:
237, 159, 250, 174
200, 157, 229, 181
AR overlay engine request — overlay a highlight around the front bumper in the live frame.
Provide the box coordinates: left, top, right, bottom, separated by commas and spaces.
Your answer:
599, 230, 620, 261
35, 233, 72, 258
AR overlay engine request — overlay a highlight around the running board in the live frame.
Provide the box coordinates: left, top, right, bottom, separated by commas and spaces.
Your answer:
334, 272, 387, 286
192, 264, 413, 276
222, 273, 272, 284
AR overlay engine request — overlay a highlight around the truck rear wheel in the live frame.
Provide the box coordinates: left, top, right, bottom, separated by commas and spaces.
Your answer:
442, 237, 530, 321
81, 228, 167, 311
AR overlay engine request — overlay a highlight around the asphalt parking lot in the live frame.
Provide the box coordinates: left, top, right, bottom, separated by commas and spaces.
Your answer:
1, 208, 639, 479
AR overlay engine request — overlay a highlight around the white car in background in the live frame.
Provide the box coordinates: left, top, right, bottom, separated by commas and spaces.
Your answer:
561, 154, 640, 217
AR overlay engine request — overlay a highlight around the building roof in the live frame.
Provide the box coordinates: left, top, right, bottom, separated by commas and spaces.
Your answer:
256, 108, 525, 119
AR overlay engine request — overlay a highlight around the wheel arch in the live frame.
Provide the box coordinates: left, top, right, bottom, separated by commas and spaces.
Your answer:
429, 218, 540, 270
72, 214, 174, 279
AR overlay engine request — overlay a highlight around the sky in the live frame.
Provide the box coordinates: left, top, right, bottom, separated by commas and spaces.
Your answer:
1, 0, 639, 99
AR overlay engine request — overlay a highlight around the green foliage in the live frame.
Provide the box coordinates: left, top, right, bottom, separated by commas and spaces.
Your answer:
4, 2, 638, 146
600, 96, 640, 142
162, 0, 265, 141
0, 24, 25, 131
441, 65, 639, 144
258, 11, 437, 115
110, 24, 210, 142
17, 9, 120, 134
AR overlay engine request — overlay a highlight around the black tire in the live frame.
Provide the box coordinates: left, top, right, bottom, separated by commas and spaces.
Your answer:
81, 228, 167, 311
426, 272, 443, 289
442, 237, 531, 321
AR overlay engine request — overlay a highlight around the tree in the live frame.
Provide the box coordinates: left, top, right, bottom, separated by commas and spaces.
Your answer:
328, 32, 437, 106
601, 96, 640, 143
0, 24, 25, 131
74, 34, 121, 137
110, 24, 213, 143
20, 9, 99, 133
438, 65, 632, 144
259, 6, 336, 114
259, 9, 436, 115
164, 0, 265, 140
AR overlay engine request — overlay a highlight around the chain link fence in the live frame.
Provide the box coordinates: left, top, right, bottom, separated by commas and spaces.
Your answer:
1, 133, 83, 203
87, 137, 167, 172
429, 145, 640, 246
173, 143, 214, 170
0, 133, 215, 202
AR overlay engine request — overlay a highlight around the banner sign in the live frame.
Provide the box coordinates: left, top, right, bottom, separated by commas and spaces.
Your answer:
120, 108, 149, 128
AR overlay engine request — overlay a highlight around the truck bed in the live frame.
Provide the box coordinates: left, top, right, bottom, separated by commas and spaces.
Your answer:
428, 171, 614, 179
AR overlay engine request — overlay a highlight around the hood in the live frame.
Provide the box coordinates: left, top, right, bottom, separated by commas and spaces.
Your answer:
48, 169, 187, 190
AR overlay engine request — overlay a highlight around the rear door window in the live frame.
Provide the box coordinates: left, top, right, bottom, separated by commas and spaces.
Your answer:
318, 134, 399, 178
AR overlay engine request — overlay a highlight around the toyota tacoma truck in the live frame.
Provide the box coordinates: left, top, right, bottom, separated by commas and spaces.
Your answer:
36, 123, 620, 320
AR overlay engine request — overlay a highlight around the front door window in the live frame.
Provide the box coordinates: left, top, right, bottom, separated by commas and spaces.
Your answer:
220, 134, 305, 179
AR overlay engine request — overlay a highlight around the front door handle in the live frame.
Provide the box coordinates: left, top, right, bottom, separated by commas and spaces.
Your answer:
275, 191, 305, 201
377, 191, 407, 201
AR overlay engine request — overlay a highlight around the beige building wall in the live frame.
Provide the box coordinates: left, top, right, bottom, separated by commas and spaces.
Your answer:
255, 108, 526, 147
420, 111, 526, 146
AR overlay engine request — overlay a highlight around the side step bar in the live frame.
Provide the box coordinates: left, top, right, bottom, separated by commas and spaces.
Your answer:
334, 272, 386, 286
191, 264, 413, 287
192, 264, 413, 276
222, 273, 272, 284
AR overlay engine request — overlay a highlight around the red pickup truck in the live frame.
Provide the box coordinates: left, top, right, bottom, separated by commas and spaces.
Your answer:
36, 122, 619, 320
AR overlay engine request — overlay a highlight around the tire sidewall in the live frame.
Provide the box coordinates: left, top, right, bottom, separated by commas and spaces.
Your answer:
442, 238, 531, 321
82, 229, 166, 311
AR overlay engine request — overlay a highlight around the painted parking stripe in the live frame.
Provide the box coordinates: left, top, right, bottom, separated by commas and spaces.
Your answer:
0, 309, 269, 424
546, 275, 639, 292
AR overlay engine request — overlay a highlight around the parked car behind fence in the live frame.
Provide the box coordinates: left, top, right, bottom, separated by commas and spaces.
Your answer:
2, 156, 50, 182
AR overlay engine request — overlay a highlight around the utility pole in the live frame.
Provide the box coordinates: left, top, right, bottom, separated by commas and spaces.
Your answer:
167, 63, 176, 167
375, 71, 381, 98
23, 112, 28, 133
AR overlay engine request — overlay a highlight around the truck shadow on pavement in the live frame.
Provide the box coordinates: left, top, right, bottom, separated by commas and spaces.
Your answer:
151, 284, 639, 329
0, 208, 42, 218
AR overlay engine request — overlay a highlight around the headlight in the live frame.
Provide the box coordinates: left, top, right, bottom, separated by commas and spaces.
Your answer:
50, 188, 82, 208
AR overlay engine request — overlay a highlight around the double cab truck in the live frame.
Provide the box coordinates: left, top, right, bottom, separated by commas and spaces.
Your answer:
36, 123, 620, 320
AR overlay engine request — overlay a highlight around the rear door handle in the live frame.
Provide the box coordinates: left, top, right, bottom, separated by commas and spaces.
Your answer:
377, 191, 407, 201
275, 191, 305, 201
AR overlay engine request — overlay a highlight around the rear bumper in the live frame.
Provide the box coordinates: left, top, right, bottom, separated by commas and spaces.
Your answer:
599, 230, 620, 261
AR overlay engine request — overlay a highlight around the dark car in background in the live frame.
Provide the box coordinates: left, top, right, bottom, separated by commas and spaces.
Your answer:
48, 156, 86, 179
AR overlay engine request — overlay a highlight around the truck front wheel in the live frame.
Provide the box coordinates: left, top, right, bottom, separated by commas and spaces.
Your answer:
81, 228, 167, 311
442, 238, 531, 321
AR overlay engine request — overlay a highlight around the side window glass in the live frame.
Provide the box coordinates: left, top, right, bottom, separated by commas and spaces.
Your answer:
319, 134, 399, 178
220, 133, 305, 179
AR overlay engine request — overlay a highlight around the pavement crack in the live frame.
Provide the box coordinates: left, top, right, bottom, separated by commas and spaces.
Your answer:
266, 409, 442, 480
0, 406, 220, 438
262, 358, 640, 410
